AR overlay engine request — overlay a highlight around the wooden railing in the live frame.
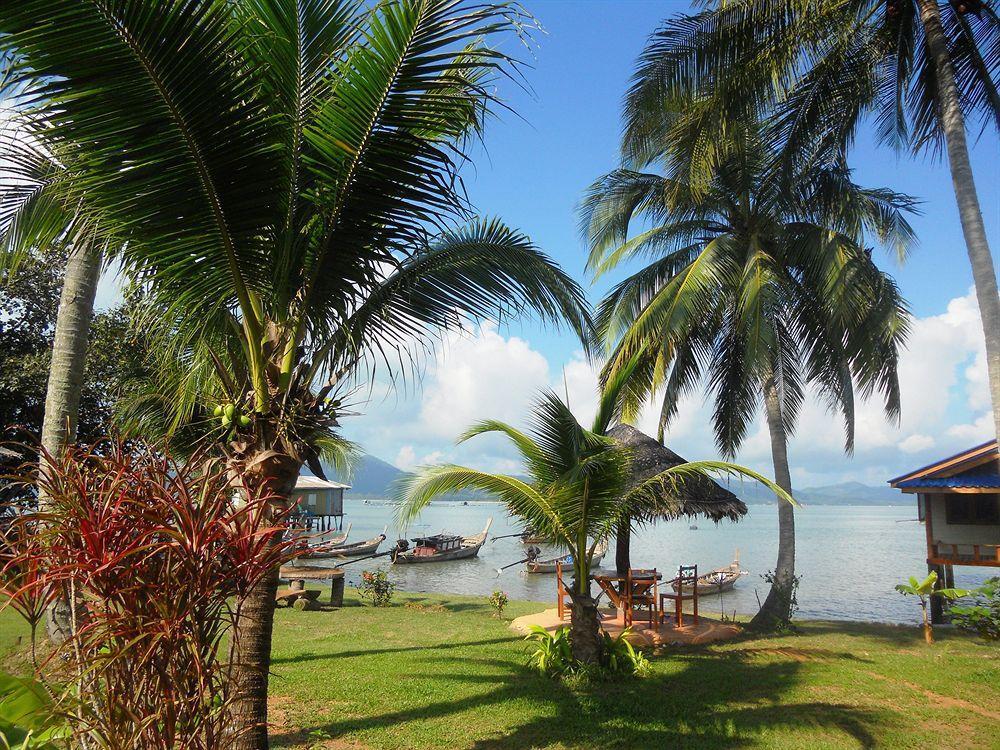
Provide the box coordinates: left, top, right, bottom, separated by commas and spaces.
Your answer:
930, 542, 1000, 567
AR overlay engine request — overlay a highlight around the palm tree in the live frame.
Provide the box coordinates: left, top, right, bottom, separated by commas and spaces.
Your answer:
623, 0, 1000, 441
0, 107, 107, 642
0, 2, 591, 746
582, 128, 913, 628
396, 365, 790, 662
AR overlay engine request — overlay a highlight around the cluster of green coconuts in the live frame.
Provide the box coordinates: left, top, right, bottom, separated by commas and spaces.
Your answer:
212, 402, 252, 430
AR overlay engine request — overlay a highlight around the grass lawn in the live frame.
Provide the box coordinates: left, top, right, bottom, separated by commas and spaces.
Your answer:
1, 591, 997, 749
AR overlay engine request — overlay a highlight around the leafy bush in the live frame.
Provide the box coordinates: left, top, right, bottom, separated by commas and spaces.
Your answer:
525, 625, 650, 681
600, 629, 651, 677
489, 590, 509, 619
0, 440, 296, 749
525, 625, 573, 677
950, 577, 1000, 640
359, 569, 395, 607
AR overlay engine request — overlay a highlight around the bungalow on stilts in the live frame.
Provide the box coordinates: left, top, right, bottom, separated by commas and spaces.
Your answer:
889, 440, 1000, 623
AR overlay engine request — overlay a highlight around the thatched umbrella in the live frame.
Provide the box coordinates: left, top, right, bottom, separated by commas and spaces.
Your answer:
607, 424, 748, 575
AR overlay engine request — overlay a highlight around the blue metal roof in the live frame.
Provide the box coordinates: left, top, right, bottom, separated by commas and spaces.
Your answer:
888, 440, 997, 485
897, 475, 1000, 489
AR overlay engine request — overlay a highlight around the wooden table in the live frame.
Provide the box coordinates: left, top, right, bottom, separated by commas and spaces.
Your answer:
590, 568, 662, 610
279, 565, 346, 607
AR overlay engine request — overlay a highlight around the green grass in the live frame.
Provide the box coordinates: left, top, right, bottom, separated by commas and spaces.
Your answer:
2, 592, 997, 749
264, 591, 998, 750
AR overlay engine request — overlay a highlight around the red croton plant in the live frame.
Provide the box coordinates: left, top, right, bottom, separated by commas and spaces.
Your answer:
0, 440, 298, 749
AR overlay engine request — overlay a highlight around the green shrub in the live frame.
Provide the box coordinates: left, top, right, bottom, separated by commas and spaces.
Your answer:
950, 577, 1000, 640
525, 626, 650, 681
489, 590, 509, 619
525, 625, 573, 677
359, 569, 395, 607
601, 629, 651, 677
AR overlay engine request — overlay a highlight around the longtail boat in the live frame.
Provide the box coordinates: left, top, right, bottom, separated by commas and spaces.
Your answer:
300, 526, 387, 559
525, 539, 609, 574
672, 552, 746, 595
391, 518, 493, 564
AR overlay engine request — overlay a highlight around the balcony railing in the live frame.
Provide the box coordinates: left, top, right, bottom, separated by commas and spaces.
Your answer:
930, 542, 1000, 566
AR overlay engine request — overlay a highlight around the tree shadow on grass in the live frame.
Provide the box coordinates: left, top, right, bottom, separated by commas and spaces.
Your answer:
747, 620, 928, 648
273, 646, 883, 749
271, 637, 513, 666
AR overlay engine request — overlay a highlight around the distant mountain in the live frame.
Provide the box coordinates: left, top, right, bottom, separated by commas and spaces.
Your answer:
323, 455, 906, 506
735, 480, 903, 506
326, 454, 405, 497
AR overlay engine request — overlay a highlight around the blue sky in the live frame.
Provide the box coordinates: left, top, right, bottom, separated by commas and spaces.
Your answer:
339, 0, 999, 489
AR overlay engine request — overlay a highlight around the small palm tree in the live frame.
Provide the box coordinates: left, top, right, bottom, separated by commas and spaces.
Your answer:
623, 0, 1000, 441
582, 127, 912, 629
397, 364, 791, 663
896, 572, 968, 644
0, 3, 591, 746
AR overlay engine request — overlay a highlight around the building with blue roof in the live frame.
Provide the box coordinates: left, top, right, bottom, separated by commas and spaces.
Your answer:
889, 440, 1000, 622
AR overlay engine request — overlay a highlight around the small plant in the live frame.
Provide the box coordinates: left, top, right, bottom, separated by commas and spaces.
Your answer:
525, 625, 650, 682
359, 569, 395, 607
950, 577, 1000, 641
489, 590, 509, 619
895, 572, 969, 644
600, 628, 651, 678
525, 625, 573, 677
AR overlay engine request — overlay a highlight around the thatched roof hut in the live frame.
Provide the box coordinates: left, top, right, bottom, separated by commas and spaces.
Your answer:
607, 424, 747, 522
606, 424, 748, 573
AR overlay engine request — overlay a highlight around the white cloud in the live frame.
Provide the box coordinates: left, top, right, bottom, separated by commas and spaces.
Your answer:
899, 434, 935, 453
345, 289, 994, 488
394, 445, 417, 471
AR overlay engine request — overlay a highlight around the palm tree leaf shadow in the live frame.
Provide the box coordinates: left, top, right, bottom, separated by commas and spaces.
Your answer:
278, 652, 882, 749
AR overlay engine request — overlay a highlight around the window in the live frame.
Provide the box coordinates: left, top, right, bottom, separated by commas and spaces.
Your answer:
306, 493, 317, 507
945, 494, 999, 525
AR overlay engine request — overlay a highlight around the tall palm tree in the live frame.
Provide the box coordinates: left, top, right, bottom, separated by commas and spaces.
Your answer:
0, 109, 107, 642
582, 129, 913, 628
623, 0, 1000, 440
0, 2, 591, 746
396, 363, 789, 663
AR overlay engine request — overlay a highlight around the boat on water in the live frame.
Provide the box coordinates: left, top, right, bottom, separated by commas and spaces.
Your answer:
672, 552, 747, 595
323, 522, 351, 546
520, 528, 547, 545
299, 526, 387, 559
525, 539, 609, 574
391, 519, 493, 564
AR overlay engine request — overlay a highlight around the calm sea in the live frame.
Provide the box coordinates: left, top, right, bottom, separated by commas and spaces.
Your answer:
308, 499, 994, 624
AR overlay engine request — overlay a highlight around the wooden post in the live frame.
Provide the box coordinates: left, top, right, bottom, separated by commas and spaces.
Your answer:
928, 562, 945, 625
329, 570, 345, 608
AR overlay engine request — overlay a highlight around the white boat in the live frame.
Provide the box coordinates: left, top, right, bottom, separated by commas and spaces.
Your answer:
525, 539, 609, 574
672, 552, 746, 595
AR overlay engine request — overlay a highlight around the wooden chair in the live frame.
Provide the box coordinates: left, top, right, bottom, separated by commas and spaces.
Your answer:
555, 561, 573, 621
623, 568, 658, 627
660, 565, 699, 628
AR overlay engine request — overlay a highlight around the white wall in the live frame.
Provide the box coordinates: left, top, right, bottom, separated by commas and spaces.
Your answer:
928, 493, 1000, 547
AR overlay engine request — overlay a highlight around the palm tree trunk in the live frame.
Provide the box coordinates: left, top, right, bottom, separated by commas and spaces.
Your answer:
40, 238, 101, 462
750, 380, 796, 630
41, 237, 101, 643
615, 516, 631, 576
568, 564, 602, 664
918, 0, 1000, 441
229, 459, 299, 750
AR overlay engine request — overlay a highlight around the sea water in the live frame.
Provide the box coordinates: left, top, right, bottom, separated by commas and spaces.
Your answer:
311, 499, 993, 624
